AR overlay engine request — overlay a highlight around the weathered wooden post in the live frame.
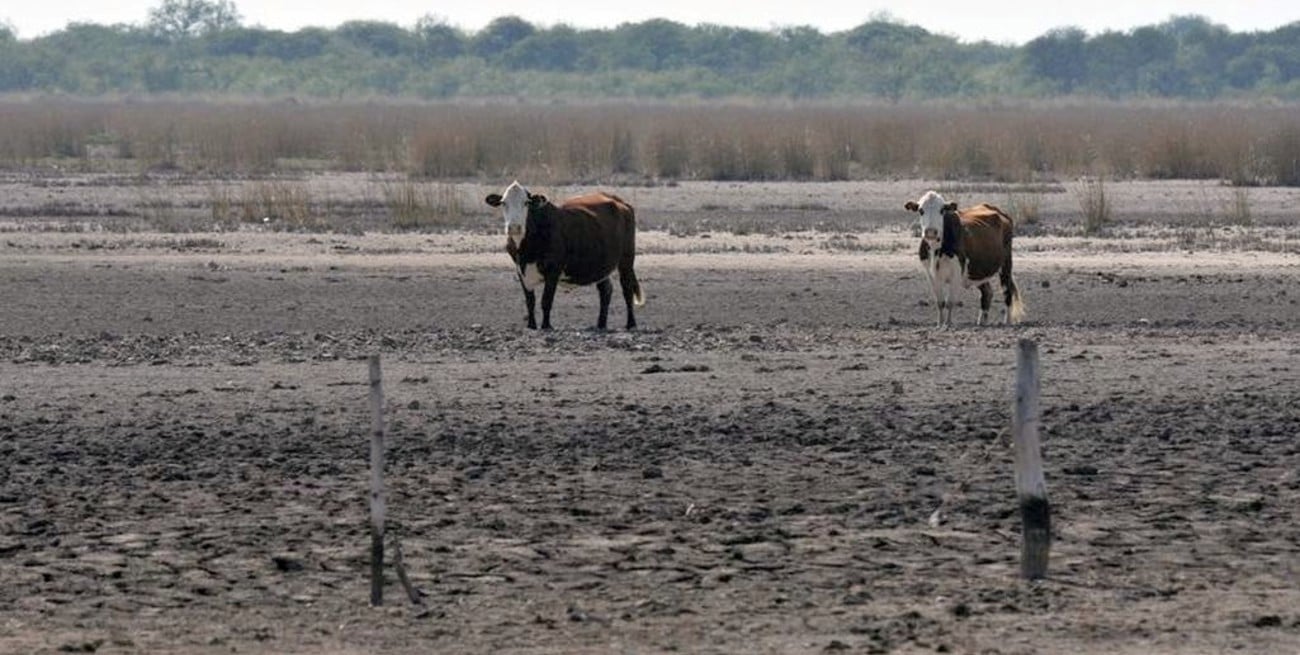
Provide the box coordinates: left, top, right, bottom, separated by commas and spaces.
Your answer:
368, 354, 387, 606
1013, 339, 1050, 580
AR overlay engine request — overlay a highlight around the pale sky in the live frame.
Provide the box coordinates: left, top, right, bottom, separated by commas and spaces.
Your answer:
3, 0, 1298, 44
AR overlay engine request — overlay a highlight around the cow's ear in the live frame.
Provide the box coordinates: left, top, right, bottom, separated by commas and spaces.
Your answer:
485, 194, 503, 207
943, 202, 959, 212
904, 201, 919, 212
528, 193, 547, 207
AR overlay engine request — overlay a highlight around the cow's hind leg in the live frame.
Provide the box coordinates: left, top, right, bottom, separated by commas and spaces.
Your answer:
596, 278, 613, 330
618, 261, 641, 330
977, 282, 993, 325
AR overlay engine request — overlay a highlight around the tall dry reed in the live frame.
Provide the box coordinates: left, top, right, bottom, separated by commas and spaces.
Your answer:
0, 98, 1297, 185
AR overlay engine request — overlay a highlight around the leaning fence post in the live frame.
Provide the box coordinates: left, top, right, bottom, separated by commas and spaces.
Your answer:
1013, 339, 1051, 580
368, 354, 387, 606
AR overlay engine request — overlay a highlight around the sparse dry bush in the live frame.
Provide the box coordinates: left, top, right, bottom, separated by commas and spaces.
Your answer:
1074, 177, 1111, 235
1005, 190, 1043, 229
135, 185, 184, 232
1223, 186, 1253, 227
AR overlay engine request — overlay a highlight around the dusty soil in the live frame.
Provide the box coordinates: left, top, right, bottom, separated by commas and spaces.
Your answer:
1, 175, 1299, 654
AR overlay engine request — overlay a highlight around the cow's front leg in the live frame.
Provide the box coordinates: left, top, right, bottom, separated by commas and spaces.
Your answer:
515, 266, 539, 329
937, 256, 961, 328
523, 288, 537, 329
946, 270, 967, 326
930, 257, 950, 328
595, 278, 613, 330
931, 283, 946, 328
540, 275, 559, 330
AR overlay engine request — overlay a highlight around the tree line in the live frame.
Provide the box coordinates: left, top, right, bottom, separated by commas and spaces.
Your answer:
0, 0, 1297, 100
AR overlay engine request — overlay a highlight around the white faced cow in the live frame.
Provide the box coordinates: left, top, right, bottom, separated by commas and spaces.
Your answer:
904, 190, 1025, 327
485, 181, 644, 330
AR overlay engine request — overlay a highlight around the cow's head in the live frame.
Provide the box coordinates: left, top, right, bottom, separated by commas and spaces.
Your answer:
904, 191, 958, 243
517, 192, 554, 260
484, 180, 534, 247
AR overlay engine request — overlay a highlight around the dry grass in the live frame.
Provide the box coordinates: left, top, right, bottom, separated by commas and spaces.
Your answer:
1, 98, 1298, 185
381, 180, 468, 230
1074, 177, 1111, 235
1224, 186, 1253, 227
1004, 190, 1043, 230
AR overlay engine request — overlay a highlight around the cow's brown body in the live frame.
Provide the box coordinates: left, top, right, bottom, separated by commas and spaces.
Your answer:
511, 192, 643, 330
907, 191, 1024, 326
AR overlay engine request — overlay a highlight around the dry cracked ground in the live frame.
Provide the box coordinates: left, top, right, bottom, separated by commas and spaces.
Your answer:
1, 175, 1299, 654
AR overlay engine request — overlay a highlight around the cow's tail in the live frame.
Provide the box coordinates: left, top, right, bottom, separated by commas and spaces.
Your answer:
623, 201, 645, 307
628, 269, 646, 307
1002, 217, 1026, 325
1007, 279, 1026, 324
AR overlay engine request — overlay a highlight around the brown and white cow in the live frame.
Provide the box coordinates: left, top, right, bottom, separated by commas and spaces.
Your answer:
904, 190, 1025, 327
485, 181, 644, 330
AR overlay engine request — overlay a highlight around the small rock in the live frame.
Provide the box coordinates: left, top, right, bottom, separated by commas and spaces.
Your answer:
566, 605, 608, 624
1254, 615, 1282, 628
57, 641, 102, 653
271, 554, 305, 572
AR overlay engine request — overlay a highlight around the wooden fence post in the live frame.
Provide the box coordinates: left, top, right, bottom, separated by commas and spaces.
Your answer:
369, 354, 387, 606
1013, 339, 1051, 580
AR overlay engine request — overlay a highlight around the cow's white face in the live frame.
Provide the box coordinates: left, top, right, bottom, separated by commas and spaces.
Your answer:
904, 190, 952, 243
485, 180, 530, 247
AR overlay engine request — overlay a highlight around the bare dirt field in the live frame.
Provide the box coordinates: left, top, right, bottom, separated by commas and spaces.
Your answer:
1, 174, 1299, 654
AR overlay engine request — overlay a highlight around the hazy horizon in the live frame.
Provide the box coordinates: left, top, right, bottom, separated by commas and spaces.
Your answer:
3, 0, 1298, 44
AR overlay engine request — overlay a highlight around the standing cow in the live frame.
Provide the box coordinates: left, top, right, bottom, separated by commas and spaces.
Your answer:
904, 190, 1025, 327
485, 181, 644, 330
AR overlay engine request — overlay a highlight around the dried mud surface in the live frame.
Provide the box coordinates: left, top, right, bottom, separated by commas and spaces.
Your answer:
1, 177, 1299, 654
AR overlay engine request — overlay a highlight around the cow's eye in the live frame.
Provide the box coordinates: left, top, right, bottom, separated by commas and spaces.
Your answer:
918, 209, 924, 215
